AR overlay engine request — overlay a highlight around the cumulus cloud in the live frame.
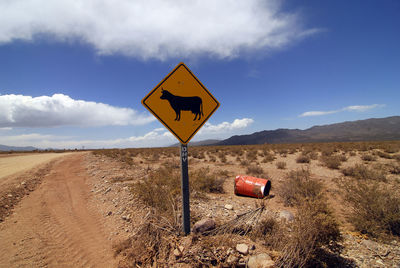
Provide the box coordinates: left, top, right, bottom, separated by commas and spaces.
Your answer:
0, 0, 319, 60
299, 104, 385, 117
200, 118, 254, 134
0, 118, 254, 149
0, 130, 173, 149
0, 94, 154, 127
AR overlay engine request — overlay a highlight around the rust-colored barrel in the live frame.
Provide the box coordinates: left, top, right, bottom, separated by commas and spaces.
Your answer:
234, 175, 271, 198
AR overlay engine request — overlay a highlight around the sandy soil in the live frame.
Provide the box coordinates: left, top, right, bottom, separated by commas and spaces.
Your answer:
0, 153, 117, 268
0, 153, 73, 181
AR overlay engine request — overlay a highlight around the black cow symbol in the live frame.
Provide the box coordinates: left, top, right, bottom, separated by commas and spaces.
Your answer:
160, 88, 203, 121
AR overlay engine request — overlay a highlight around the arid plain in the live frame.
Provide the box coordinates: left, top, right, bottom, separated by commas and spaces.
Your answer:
0, 141, 399, 267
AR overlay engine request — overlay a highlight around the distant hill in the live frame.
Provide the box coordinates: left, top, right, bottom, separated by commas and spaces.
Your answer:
170, 139, 221, 147
218, 116, 400, 145
0, 144, 38, 151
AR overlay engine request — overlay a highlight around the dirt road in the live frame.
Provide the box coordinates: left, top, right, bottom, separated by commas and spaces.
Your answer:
0, 153, 73, 180
0, 153, 117, 268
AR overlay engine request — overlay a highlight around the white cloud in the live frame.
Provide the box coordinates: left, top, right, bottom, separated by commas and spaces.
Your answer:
0, 118, 254, 149
343, 104, 383, 112
0, 0, 319, 60
0, 94, 154, 127
200, 118, 254, 134
299, 104, 385, 117
299, 110, 337, 117
0, 131, 172, 149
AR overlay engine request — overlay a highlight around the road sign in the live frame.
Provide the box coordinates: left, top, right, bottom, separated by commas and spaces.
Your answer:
142, 62, 220, 144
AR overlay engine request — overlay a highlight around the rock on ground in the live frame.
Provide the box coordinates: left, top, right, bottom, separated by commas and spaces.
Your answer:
192, 218, 215, 234
236, 243, 249, 255
248, 253, 274, 268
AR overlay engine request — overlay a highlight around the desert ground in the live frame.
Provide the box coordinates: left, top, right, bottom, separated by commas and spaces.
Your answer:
0, 141, 399, 267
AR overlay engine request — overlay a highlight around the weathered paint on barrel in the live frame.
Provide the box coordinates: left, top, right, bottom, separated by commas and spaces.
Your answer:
234, 175, 271, 198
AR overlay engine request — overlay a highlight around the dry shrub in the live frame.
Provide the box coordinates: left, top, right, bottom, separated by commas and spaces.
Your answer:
341, 164, 386, 182
208, 155, 217, 162
320, 155, 342, 169
296, 154, 310, 164
276, 199, 341, 268
276, 170, 341, 267
375, 150, 393, 159
190, 167, 225, 195
114, 215, 175, 267
339, 178, 400, 238
361, 154, 377, 162
130, 167, 181, 213
276, 161, 287, 169
246, 164, 265, 177
388, 163, 400, 175
261, 151, 276, 163
240, 159, 250, 166
246, 150, 258, 161
217, 151, 227, 163
279, 169, 323, 207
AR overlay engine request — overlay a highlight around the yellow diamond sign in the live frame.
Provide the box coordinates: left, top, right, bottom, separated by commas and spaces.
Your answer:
142, 62, 220, 144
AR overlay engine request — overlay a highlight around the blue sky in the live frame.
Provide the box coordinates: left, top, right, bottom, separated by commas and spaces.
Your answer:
0, 0, 399, 149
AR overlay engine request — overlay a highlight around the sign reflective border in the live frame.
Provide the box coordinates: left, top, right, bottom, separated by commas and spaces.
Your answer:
142, 62, 220, 144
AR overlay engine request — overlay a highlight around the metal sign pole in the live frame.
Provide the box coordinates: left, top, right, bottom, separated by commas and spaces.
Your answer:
180, 143, 190, 235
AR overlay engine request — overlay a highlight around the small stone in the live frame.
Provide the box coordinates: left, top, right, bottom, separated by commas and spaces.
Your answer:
279, 210, 294, 222
224, 204, 233, 210
226, 254, 238, 265
192, 218, 216, 234
7, 194, 13, 198
248, 253, 274, 268
362, 239, 378, 251
104, 187, 111, 194
173, 246, 184, 257
107, 211, 112, 216
236, 244, 249, 255
21, 181, 26, 185
237, 258, 247, 267
121, 215, 130, 221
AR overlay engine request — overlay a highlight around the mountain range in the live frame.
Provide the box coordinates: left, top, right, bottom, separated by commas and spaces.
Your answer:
217, 116, 400, 146
0, 144, 38, 151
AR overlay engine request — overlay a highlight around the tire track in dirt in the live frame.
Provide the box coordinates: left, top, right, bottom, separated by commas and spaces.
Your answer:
0, 153, 117, 268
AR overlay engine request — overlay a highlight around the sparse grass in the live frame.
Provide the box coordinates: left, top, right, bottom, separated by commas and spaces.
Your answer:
341, 164, 386, 182
276, 161, 287, 169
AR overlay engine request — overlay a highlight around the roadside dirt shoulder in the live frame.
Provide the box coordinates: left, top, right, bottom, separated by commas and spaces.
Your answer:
0, 153, 119, 268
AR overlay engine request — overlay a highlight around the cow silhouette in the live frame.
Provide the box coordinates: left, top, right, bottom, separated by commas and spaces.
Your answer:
160, 88, 203, 121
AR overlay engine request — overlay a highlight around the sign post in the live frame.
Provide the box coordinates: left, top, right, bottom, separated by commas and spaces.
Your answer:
142, 62, 219, 234
180, 144, 190, 234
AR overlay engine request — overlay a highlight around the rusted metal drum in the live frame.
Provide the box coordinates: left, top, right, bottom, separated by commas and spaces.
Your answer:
234, 175, 271, 198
